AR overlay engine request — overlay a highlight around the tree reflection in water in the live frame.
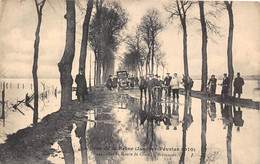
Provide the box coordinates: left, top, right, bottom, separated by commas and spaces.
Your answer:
58, 124, 75, 164
221, 104, 233, 164
179, 95, 193, 164
87, 106, 124, 164
75, 122, 88, 164
200, 99, 207, 164
133, 99, 164, 162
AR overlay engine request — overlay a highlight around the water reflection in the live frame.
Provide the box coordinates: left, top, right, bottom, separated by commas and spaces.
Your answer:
233, 106, 244, 132
47, 93, 258, 164
87, 106, 124, 164
75, 122, 88, 164
135, 100, 164, 161
200, 99, 207, 164
58, 124, 75, 164
208, 102, 216, 122
179, 95, 193, 164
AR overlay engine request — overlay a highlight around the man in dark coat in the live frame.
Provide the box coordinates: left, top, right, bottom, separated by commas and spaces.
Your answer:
147, 74, 155, 101
164, 73, 172, 98
135, 77, 139, 86
208, 75, 217, 96
139, 76, 147, 100
233, 72, 244, 99
154, 75, 162, 101
106, 75, 113, 90
129, 75, 135, 89
220, 73, 230, 99
75, 69, 87, 102
182, 75, 193, 96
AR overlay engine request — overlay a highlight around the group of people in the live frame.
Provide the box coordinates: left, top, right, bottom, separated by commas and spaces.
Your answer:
139, 73, 194, 101
106, 75, 139, 90
207, 72, 245, 99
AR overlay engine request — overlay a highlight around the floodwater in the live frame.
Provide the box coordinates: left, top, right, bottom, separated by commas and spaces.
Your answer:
0, 79, 62, 143
48, 93, 260, 164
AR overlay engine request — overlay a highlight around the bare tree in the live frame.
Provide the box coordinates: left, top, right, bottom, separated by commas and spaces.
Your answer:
224, 1, 234, 96
154, 50, 166, 76
89, 1, 128, 84
33, 0, 46, 123
165, 0, 194, 76
79, 0, 94, 75
122, 29, 146, 76
139, 8, 163, 75
199, 1, 208, 93
58, 0, 76, 107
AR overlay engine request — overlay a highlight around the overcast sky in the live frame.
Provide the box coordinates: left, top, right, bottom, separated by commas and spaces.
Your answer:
0, 0, 259, 79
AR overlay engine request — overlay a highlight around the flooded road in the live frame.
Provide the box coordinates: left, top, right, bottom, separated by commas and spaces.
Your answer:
48, 93, 260, 164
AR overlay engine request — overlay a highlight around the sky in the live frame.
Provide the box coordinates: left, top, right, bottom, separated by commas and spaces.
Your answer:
0, 0, 259, 79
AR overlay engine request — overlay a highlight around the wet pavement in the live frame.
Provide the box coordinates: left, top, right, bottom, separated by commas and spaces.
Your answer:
47, 92, 260, 164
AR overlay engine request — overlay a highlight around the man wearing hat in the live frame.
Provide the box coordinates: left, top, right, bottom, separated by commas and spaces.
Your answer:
75, 69, 88, 102
106, 75, 113, 90
220, 73, 230, 99
233, 72, 244, 99
164, 73, 172, 99
147, 74, 155, 100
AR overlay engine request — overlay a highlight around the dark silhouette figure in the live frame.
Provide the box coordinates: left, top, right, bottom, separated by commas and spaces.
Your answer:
163, 103, 172, 130
233, 72, 244, 99
139, 100, 147, 125
182, 75, 193, 96
208, 75, 217, 96
139, 76, 147, 100
105, 75, 113, 90
208, 102, 216, 121
147, 75, 155, 101
220, 104, 233, 130
129, 76, 135, 89
135, 77, 139, 86
75, 69, 87, 102
154, 102, 164, 126
172, 103, 180, 130
220, 73, 230, 100
233, 106, 244, 132
164, 73, 172, 98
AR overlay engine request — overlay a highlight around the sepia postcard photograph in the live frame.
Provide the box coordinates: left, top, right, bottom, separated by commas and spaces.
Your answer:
0, 0, 259, 163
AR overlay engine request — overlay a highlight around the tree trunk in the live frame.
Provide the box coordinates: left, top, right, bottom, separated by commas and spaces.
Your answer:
97, 58, 101, 86
89, 54, 92, 91
151, 39, 155, 75
58, 0, 76, 107
200, 99, 207, 164
182, 22, 189, 76
33, 0, 46, 123
94, 50, 97, 86
199, 1, 208, 92
79, 0, 94, 74
225, 1, 234, 96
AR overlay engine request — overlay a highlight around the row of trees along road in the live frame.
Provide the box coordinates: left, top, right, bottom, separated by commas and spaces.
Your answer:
32, 0, 234, 119
121, 0, 234, 97
89, 0, 128, 86
120, 8, 166, 77
33, 0, 128, 113
164, 0, 234, 95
